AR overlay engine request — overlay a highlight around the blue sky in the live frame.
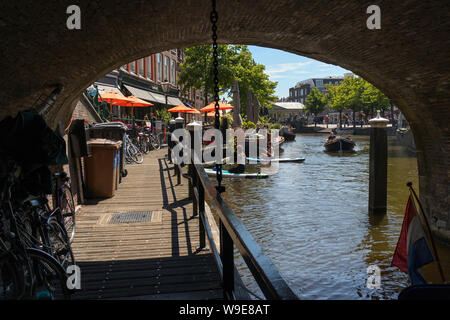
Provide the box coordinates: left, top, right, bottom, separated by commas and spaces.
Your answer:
248, 45, 350, 99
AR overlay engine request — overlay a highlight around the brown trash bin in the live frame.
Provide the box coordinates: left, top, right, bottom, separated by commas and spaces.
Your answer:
85, 139, 122, 198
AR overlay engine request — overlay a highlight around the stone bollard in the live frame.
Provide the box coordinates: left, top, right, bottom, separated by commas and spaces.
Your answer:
186, 120, 202, 164
175, 116, 184, 130
368, 110, 389, 215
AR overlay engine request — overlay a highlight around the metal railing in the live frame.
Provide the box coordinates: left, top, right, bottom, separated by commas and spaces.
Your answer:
169, 128, 298, 300
84, 89, 111, 122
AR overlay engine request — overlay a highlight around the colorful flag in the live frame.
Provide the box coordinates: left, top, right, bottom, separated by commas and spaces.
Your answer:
391, 195, 434, 285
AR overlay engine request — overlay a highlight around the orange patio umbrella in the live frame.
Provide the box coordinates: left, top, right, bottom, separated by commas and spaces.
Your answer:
206, 111, 225, 117
98, 90, 135, 105
200, 101, 233, 112
99, 91, 153, 121
112, 95, 153, 107
114, 96, 153, 121
168, 105, 200, 114
168, 105, 201, 125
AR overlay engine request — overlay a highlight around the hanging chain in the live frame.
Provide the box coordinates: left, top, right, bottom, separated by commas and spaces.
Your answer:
210, 0, 225, 193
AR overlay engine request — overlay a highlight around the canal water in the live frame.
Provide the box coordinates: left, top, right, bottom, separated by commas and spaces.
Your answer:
217, 133, 444, 299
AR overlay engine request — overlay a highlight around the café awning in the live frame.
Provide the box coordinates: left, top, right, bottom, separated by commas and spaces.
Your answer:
122, 84, 183, 107
167, 96, 184, 106
148, 91, 166, 104
123, 84, 166, 105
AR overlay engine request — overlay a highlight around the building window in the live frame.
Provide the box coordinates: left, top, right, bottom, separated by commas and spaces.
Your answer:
157, 54, 162, 82
129, 61, 136, 73
316, 79, 323, 86
146, 56, 152, 79
171, 59, 176, 84
139, 59, 144, 76
164, 56, 169, 82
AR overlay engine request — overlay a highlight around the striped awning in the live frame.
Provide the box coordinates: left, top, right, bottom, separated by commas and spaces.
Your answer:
123, 84, 166, 105
147, 91, 166, 104
122, 84, 184, 107
167, 96, 183, 106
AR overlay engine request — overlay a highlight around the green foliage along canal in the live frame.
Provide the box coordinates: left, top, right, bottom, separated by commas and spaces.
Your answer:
217, 133, 447, 299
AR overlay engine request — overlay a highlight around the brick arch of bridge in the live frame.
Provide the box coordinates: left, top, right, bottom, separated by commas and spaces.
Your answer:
0, 1, 448, 240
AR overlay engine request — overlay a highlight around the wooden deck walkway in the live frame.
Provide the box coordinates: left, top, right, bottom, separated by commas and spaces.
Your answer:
71, 148, 223, 300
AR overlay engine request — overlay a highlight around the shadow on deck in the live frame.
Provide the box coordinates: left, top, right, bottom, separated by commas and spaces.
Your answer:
71, 149, 223, 300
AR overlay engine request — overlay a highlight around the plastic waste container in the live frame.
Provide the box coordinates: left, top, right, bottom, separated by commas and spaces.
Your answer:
87, 122, 127, 183
115, 150, 120, 190
85, 139, 122, 198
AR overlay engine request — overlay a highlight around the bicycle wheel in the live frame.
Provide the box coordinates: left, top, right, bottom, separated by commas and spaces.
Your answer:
16, 209, 41, 250
27, 248, 71, 300
140, 137, 149, 154
126, 144, 135, 164
127, 141, 144, 164
133, 148, 144, 164
60, 185, 75, 243
151, 135, 161, 150
0, 253, 25, 299
46, 218, 75, 270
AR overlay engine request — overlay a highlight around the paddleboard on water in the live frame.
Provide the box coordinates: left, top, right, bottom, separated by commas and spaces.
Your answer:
204, 168, 269, 179
246, 157, 305, 163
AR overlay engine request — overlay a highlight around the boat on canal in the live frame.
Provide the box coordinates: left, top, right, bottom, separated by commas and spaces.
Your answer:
279, 126, 296, 141
324, 136, 355, 152
205, 167, 269, 179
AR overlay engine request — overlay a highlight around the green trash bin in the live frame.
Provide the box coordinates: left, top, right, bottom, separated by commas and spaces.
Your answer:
85, 139, 122, 198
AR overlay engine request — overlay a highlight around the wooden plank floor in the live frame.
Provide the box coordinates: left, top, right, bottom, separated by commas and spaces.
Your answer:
71, 148, 223, 300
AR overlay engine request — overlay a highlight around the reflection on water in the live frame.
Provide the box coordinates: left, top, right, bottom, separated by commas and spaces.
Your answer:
215, 133, 447, 300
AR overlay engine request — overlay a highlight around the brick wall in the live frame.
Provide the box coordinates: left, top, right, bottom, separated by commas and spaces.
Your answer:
0, 0, 449, 241
72, 96, 102, 124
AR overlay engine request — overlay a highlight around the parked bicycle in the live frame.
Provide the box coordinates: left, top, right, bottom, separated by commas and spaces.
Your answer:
0, 101, 76, 299
124, 132, 144, 164
51, 172, 75, 244
148, 131, 162, 151
0, 158, 72, 299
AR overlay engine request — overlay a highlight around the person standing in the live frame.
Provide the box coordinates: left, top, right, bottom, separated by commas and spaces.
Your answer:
150, 112, 156, 133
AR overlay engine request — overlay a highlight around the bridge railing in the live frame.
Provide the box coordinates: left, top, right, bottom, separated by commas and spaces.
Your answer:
169, 128, 298, 300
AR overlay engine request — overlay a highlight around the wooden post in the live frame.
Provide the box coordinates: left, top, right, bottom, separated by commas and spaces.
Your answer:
198, 176, 206, 249
368, 110, 389, 214
186, 121, 202, 204
220, 220, 234, 299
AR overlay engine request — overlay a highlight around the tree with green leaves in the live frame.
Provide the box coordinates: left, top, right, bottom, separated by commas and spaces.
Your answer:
360, 80, 391, 118
325, 74, 391, 128
341, 75, 365, 128
305, 88, 327, 127
178, 45, 278, 117
325, 84, 348, 129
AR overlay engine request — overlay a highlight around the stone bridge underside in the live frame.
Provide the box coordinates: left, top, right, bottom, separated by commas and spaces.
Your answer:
0, 0, 449, 240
